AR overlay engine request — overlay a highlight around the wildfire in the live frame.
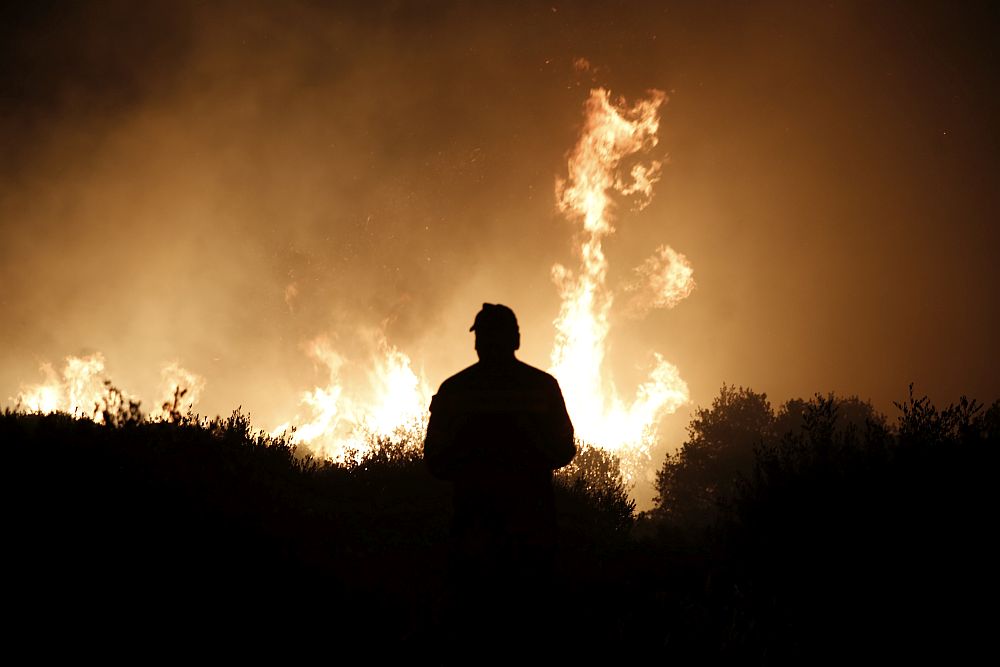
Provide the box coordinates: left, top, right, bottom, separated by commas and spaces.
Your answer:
11, 86, 695, 483
281, 87, 697, 476
549, 88, 694, 478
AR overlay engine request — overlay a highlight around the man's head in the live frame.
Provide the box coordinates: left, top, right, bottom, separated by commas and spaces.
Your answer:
470, 303, 520, 360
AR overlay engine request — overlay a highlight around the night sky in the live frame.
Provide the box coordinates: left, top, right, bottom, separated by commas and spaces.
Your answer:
2, 1, 997, 499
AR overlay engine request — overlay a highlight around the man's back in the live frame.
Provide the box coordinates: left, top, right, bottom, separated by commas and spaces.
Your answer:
425, 359, 574, 474
425, 358, 574, 541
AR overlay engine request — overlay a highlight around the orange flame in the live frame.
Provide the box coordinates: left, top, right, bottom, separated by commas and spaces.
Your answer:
279, 87, 694, 478
16, 353, 119, 422
274, 333, 430, 462
549, 88, 692, 479
15, 355, 204, 424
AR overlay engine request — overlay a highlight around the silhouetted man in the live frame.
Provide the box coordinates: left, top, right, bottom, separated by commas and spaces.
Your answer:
424, 303, 575, 648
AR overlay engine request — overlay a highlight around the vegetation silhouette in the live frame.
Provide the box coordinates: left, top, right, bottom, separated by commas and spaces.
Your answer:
3, 380, 995, 660
645, 384, 998, 663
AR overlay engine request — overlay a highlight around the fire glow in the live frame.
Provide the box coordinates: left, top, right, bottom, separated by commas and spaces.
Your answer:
12, 88, 694, 479
270, 333, 432, 461
15, 353, 204, 424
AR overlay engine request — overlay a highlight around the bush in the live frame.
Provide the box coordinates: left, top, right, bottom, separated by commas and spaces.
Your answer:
555, 442, 636, 537
700, 388, 998, 662
653, 386, 884, 529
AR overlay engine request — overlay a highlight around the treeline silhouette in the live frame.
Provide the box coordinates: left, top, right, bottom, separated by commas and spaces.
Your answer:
3, 385, 996, 660
641, 386, 998, 662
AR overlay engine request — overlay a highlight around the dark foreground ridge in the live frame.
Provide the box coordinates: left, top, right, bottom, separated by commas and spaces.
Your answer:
2, 386, 996, 662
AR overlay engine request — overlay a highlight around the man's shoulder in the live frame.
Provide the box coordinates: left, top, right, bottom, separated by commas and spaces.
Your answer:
436, 363, 481, 393
435, 358, 563, 396
513, 359, 561, 388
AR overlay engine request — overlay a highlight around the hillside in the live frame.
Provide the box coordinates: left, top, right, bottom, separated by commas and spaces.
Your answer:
3, 387, 996, 661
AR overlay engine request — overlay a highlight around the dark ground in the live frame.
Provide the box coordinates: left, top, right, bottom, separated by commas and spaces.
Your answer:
2, 391, 995, 662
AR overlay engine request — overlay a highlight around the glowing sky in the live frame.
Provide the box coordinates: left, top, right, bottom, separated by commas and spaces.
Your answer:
2, 1, 997, 503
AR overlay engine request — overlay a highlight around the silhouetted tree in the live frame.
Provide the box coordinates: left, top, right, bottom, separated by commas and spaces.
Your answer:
653, 385, 776, 526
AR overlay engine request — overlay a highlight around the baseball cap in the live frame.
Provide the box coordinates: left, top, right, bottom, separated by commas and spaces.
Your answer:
469, 303, 519, 334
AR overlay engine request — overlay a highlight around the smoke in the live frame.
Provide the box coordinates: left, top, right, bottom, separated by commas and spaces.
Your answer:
152, 362, 207, 420
622, 244, 696, 317
0, 3, 586, 426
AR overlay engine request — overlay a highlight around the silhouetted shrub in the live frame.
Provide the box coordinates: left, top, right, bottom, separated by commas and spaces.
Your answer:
4, 383, 996, 659
673, 387, 999, 662
0, 408, 636, 650
653, 386, 884, 530
555, 442, 635, 535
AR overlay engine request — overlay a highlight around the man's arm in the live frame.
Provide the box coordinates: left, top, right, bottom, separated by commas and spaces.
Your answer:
537, 377, 576, 469
423, 390, 458, 480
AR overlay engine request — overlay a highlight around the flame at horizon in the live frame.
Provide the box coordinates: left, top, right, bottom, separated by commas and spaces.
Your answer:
14, 354, 205, 424
272, 333, 431, 463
